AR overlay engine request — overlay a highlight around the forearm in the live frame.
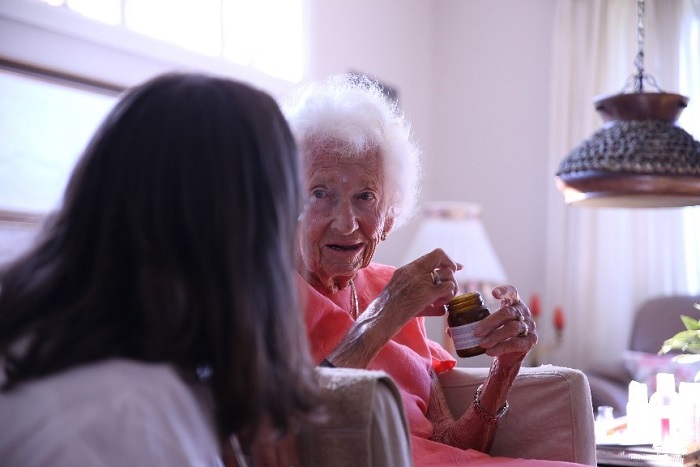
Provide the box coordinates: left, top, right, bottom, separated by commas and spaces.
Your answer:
477, 354, 523, 419
428, 373, 498, 452
324, 294, 400, 369
434, 355, 524, 453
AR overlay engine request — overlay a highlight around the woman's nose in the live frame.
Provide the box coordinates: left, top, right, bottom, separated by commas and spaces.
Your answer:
331, 200, 359, 234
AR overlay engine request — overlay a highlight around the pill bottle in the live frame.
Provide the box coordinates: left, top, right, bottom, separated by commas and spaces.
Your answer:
447, 291, 490, 357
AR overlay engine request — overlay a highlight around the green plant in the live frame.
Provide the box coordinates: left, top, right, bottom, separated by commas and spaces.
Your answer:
659, 303, 700, 362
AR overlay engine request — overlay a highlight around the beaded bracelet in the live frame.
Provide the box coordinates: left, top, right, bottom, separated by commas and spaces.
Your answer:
473, 384, 509, 425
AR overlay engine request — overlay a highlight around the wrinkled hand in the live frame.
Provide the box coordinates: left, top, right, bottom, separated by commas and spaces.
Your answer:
371, 249, 460, 331
473, 285, 537, 363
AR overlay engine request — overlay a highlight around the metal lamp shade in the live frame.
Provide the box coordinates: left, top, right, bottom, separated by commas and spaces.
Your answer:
555, 92, 700, 208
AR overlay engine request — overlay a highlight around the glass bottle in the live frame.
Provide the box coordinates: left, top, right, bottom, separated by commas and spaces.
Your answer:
626, 380, 650, 443
595, 405, 615, 442
678, 382, 700, 452
649, 372, 680, 450
447, 291, 490, 358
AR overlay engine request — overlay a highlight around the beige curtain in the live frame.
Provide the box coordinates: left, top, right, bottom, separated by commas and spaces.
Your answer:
545, 0, 700, 370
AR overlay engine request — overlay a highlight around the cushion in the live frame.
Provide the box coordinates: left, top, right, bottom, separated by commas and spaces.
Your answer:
622, 350, 700, 392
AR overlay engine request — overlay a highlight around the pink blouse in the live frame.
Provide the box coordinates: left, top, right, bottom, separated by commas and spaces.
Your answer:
299, 262, 583, 466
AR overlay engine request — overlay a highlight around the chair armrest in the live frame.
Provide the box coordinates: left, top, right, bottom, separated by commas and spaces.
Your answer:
297, 367, 413, 467
438, 365, 596, 465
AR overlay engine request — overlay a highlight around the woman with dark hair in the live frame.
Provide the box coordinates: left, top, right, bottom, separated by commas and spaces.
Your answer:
0, 73, 319, 466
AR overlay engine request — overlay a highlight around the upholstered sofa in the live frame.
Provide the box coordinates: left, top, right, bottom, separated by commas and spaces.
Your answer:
298, 365, 597, 466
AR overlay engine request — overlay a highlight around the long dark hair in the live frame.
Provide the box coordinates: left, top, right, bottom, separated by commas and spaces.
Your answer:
0, 73, 319, 440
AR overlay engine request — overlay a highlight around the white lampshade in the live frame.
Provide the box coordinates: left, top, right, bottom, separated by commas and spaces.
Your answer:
403, 201, 507, 287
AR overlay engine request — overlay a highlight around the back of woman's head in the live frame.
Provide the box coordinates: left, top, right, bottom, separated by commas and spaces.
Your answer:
283, 74, 422, 229
0, 73, 318, 438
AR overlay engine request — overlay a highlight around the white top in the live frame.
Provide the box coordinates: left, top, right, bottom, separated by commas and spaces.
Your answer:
0, 359, 222, 467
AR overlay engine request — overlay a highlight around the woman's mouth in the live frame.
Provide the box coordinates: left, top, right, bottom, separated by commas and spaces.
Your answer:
327, 243, 361, 252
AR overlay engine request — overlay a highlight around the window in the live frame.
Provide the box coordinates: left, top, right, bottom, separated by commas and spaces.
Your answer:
0, 64, 119, 265
0, 65, 119, 214
33, 0, 304, 82
0, 0, 304, 265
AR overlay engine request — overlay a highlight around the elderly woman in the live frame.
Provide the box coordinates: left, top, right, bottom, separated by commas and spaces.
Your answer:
284, 76, 582, 466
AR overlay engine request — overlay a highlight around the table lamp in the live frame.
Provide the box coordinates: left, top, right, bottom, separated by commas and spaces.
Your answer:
403, 201, 507, 299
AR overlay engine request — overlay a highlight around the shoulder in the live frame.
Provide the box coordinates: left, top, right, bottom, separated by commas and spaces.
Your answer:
0, 359, 220, 467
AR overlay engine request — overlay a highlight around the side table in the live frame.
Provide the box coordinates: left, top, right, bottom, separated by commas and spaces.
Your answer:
596, 444, 700, 466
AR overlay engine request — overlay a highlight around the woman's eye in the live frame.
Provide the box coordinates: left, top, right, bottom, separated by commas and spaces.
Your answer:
358, 192, 376, 201
311, 189, 326, 199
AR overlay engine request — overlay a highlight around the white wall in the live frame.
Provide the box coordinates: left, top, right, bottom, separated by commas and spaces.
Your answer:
304, 2, 556, 302
302, 0, 557, 364
431, 1, 555, 312
303, 0, 437, 269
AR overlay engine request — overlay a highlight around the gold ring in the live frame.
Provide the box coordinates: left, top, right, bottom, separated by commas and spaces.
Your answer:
519, 323, 529, 337
430, 269, 441, 285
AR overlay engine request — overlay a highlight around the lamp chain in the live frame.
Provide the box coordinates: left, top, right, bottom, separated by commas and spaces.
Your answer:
634, 0, 645, 92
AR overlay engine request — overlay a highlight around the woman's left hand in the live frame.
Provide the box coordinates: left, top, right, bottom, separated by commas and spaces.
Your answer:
472, 285, 537, 363
442, 285, 535, 452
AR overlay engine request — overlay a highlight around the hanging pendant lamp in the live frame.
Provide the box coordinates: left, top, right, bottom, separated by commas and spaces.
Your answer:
555, 0, 700, 208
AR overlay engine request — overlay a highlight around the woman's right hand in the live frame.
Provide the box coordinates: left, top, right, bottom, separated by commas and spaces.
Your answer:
372, 248, 460, 330
325, 249, 459, 369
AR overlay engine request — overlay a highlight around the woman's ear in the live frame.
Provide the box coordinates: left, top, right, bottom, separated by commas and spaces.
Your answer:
381, 216, 394, 241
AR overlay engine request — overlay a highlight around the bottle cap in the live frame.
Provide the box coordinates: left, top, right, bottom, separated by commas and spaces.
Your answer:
628, 380, 648, 404
656, 372, 676, 393
448, 292, 482, 311
596, 405, 614, 421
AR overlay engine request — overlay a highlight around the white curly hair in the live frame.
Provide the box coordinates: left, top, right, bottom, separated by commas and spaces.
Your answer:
282, 74, 422, 230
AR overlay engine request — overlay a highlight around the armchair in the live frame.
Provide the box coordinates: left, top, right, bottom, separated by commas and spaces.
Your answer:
440, 366, 596, 465
298, 365, 596, 466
